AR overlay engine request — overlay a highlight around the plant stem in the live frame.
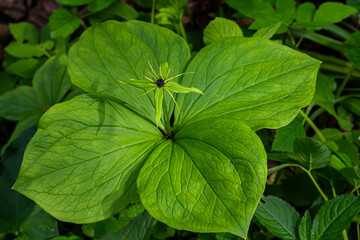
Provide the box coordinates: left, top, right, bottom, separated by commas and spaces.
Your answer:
299, 110, 326, 143
330, 181, 337, 198
287, 29, 296, 46
336, 66, 355, 98
342, 230, 349, 240
321, 63, 360, 78
267, 163, 300, 175
151, 0, 156, 24
357, 223, 360, 240
303, 169, 329, 201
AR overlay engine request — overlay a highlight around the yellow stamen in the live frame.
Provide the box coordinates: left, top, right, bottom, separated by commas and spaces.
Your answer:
139, 87, 156, 97
165, 72, 195, 82
165, 87, 181, 114
148, 60, 159, 79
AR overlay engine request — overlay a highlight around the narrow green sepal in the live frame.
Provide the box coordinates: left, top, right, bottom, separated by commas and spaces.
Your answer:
119, 79, 154, 89
155, 88, 164, 126
166, 81, 203, 95
160, 61, 168, 80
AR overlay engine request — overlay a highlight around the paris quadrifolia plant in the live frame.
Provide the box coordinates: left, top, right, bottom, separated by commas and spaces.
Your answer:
119, 60, 203, 126
13, 19, 320, 238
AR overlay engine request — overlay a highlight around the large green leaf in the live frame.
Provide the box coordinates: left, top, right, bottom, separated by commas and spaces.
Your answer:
255, 196, 300, 240
14, 94, 164, 223
312, 194, 360, 240
203, 17, 243, 45
68, 20, 190, 125
138, 118, 267, 237
33, 53, 71, 106
174, 37, 320, 130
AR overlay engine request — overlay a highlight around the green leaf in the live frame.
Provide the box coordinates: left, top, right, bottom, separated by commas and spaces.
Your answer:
5, 41, 44, 58
102, 3, 139, 21
312, 74, 352, 131
88, 0, 116, 12
276, 0, 296, 22
293, 137, 331, 171
68, 20, 190, 125
347, 0, 360, 11
9, 22, 38, 44
138, 118, 267, 237
166, 81, 203, 94
49, 9, 82, 38
174, 37, 320, 131
252, 21, 282, 39
100, 211, 156, 240
312, 194, 360, 240
0, 86, 45, 121
313, 2, 357, 25
56, 0, 93, 6
296, 2, 316, 23
33, 53, 72, 106
3, 57, 44, 78
271, 118, 306, 152
0, 72, 16, 96
255, 195, 300, 240
155, 88, 163, 126
344, 32, 360, 67
14, 94, 164, 223
299, 210, 312, 240
203, 17, 243, 45
119, 79, 154, 89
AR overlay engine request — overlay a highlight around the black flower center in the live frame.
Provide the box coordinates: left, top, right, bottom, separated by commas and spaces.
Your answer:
157, 78, 165, 87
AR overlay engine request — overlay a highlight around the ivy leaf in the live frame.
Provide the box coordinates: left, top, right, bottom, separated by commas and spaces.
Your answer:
68, 20, 190, 125
174, 37, 320, 131
203, 17, 243, 45
138, 118, 267, 238
100, 211, 156, 240
13, 94, 164, 223
49, 9, 82, 38
255, 195, 300, 240
312, 194, 360, 240
299, 210, 312, 240
5, 42, 44, 58
293, 137, 331, 171
271, 118, 306, 152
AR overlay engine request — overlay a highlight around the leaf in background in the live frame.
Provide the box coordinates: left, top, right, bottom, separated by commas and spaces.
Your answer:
313, 2, 357, 26
100, 211, 156, 240
0, 128, 59, 239
0, 72, 16, 96
327, 139, 359, 166
0, 86, 45, 121
347, 0, 360, 11
102, 3, 138, 21
3, 57, 44, 78
344, 32, 360, 66
203, 17, 243, 45
312, 194, 360, 240
9, 22, 38, 44
314, 128, 343, 142
293, 137, 331, 170
5, 42, 44, 58
252, 21, 282, 39
88, 0, 116, 12
342, 97, 360, 117
138, 118, 267, 238
56, 0, 93, 6
276, 0, 296, 23
272, 118, 306, 152
33, 53, 71, 105
339, 165, 360, 186
299, 210, 312, 240
174, 37, 320, 131
255, 195, 300, 240
49, 9, 82, 38
68, 20, 190, 125
311, 74, 352, 131
296, 2, 316, 24
14, 95, 164, 223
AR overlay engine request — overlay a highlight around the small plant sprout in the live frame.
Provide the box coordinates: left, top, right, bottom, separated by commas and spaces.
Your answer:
119, 60, 203, 126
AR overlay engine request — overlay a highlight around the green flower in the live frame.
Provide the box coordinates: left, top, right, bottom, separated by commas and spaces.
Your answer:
119, 60, 203, 126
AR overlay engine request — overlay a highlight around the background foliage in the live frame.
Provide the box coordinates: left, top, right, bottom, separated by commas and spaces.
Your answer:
0, 0, 360, 239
